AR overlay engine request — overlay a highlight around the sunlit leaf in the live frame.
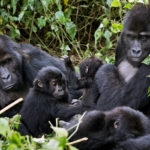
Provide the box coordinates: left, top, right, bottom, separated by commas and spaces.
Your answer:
0, 118, 10, 137
111, 0, 121, 7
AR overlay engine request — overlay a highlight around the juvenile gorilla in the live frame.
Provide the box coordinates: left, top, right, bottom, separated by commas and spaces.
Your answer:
19, 66, 83, 137
62, 107, 150, 150
91, 4, 150, 114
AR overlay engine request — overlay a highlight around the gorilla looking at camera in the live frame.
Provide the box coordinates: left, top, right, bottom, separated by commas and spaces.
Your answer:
92, 4, 150, 115
0, 35, 81, 117
19, 66, 84, 137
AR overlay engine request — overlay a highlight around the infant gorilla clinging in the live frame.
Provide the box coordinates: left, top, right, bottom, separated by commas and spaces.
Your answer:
19, 66, 83, 137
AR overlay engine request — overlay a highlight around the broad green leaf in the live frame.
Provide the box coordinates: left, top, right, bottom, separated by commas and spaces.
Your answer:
32, 25, 37, 33
68, 145, 78, 150
111, 23, 123, 33
111, 0, 121, 7
64, 0, 69, 6
37, 17, 47, 29
18, 11, 24, 21
55, 11, 66, 24
0, 118, 10, 137
104, 30, 112, 40
65, 22, 76, 39
9, 114, 21, 129
7, 131, 22, 147
43, 139, 63, 150
102, 18, 109, 27
51, 126, 68, 138
11, 0, 18, 14
94, 28, 102, 42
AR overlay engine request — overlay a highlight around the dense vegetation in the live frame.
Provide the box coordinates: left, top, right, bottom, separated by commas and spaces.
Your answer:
0, 0, 149, 149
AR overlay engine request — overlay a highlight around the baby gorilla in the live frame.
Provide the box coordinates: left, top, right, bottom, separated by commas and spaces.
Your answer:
19, 66, 82, 137
63, 56, 103, 108
78, 56, 103, 108
62, 107, 150, 150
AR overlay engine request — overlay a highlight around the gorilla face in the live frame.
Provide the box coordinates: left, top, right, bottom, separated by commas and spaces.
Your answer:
0, 35, 23, 91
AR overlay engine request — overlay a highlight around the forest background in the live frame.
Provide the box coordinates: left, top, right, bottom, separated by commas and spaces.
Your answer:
0, 0, 149, 150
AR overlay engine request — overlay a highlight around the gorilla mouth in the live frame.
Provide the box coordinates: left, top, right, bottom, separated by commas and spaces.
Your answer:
3, 83, 16, 91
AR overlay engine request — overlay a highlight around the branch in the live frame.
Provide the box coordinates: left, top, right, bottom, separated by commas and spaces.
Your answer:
0, 98, 23, 115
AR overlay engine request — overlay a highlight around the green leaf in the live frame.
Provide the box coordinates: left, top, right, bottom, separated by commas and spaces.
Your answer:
37, 16, 47, 29
102, 18, 109, 27
104, 30, 112, 41
0, 118, 10, 137
9, 114, 21, 129
107, 0, 113, 6
51, 126, 68, 138
111, 0, 121, 7
111, 22, 123, 33
148, 86, 150, 97
32, 25, 37, 33
55, 11, 68, 24
68, 145, 78, 150
18, 11, 24, 21
43, 139, 63, 150
11, 0, 18, 14
65, 22, 76, 39
7, 131, 22, 147
94, 28, 103, 42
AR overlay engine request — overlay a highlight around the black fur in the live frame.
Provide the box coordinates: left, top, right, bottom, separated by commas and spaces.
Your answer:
84, 4, 150, 115
0, 34, 81, 117
62, 107, 150, 150
115, 135, 150, 150
19, 66, 83, 137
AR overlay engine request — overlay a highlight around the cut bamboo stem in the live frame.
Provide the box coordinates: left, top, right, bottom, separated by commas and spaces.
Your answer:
67, 137, 88, 145
0, 98, 23, 115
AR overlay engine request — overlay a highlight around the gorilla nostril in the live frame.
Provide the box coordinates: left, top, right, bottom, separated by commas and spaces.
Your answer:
6, 74, 10, 79
132, 49, 141, 55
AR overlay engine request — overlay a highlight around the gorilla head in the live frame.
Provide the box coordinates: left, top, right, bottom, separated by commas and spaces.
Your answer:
0, 35, 23, 91
115, 4, 150, 66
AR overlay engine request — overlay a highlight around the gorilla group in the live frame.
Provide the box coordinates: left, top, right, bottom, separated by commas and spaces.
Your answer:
0, 35, 81, 117
79, 4, 150, 116
1, 3, 150, 150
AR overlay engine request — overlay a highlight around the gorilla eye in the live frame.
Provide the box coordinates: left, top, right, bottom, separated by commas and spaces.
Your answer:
6, 58, 12, 63
114, 119, 120, 129
51, 80, 57, 86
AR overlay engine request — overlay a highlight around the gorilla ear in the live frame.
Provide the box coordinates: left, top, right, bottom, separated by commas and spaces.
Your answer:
33, 79, 43, 88
113, 119, 120, 129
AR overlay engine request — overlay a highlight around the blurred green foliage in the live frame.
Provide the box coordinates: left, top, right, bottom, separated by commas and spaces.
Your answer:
0, 0, 148, 61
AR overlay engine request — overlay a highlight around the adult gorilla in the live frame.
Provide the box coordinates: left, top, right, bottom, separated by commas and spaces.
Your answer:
81, 4, 150, 115
0, 35, 81, 117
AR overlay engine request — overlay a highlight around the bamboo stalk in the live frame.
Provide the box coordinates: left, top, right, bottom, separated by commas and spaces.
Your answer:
0, 98, 23, 115
67, 137, 88, 145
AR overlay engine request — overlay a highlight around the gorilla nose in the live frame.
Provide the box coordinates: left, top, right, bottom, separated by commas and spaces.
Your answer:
2, 74, 10, 80
131, 49, 142, 57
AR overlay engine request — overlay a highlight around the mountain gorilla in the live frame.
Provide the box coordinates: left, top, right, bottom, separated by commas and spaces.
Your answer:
78, 57, 103, 108
0, 35, 81, 117
91, 4, 150, 115
19, 66, 83, 137
63, 56, 103, 108
61, 107, 150, 150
